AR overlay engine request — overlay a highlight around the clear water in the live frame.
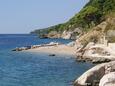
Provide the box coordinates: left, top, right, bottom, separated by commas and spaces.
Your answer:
0, 34, 94, 86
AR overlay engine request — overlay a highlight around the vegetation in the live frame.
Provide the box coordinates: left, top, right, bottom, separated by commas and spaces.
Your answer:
31, 0, 115, 35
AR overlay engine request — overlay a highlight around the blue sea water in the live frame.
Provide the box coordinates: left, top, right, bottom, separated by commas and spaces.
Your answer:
0, 34, 94, 86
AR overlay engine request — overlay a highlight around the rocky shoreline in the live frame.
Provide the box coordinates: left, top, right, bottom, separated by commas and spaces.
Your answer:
76, 56, 111, 64
12, 42, 61, 51
74, 61, 115, 86
75, 40, 115, 63
12, 40, 115, 86
74, 41, 115, 85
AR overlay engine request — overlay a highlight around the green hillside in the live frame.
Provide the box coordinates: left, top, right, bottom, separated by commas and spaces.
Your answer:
31, 0, 115, 36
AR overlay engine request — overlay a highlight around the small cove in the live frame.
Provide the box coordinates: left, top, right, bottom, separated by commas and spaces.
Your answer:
0, 34, 94, 86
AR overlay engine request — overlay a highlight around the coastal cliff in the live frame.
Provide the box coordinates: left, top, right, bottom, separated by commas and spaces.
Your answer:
31, 28, 82, 39
31, 0, 115, 40
75, 17, 115, 64
73, 17, 115, 86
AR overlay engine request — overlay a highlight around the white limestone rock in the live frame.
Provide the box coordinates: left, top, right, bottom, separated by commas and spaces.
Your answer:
74, 61, 115, 86
99, 72, 115, 86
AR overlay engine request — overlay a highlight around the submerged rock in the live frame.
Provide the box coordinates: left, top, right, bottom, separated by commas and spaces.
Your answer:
49, 54, 56, 56
12, 46, 31, 51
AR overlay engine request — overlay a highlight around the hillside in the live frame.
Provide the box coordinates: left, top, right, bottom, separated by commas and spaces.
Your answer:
77, 16, 115, 45
31, 0, 115, 39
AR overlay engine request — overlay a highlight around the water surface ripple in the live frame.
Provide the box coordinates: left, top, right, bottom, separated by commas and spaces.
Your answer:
0, 34, 94, 86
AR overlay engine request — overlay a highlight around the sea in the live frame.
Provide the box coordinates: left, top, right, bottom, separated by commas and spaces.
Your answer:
0, 34, 94, 86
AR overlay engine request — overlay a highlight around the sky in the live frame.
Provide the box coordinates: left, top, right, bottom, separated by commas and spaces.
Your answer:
0, 0, 89, 34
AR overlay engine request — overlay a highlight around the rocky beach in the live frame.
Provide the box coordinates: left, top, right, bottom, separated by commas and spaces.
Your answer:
13, 36, 115, 86
26, 44, 76, 57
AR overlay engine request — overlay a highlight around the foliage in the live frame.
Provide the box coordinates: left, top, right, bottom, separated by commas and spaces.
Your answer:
32, 0, 115, 35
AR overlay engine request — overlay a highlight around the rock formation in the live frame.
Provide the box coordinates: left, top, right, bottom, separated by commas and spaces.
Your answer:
99, 72, 115, 86
74, 61, 115, 86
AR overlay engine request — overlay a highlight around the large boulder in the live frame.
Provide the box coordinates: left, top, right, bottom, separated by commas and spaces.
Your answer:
74, 61, 115, 86
99, 72, 115, 86
74, 63, 105, 86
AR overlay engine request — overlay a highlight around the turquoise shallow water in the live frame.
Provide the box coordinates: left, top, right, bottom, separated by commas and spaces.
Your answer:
0, 34, 94, 86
